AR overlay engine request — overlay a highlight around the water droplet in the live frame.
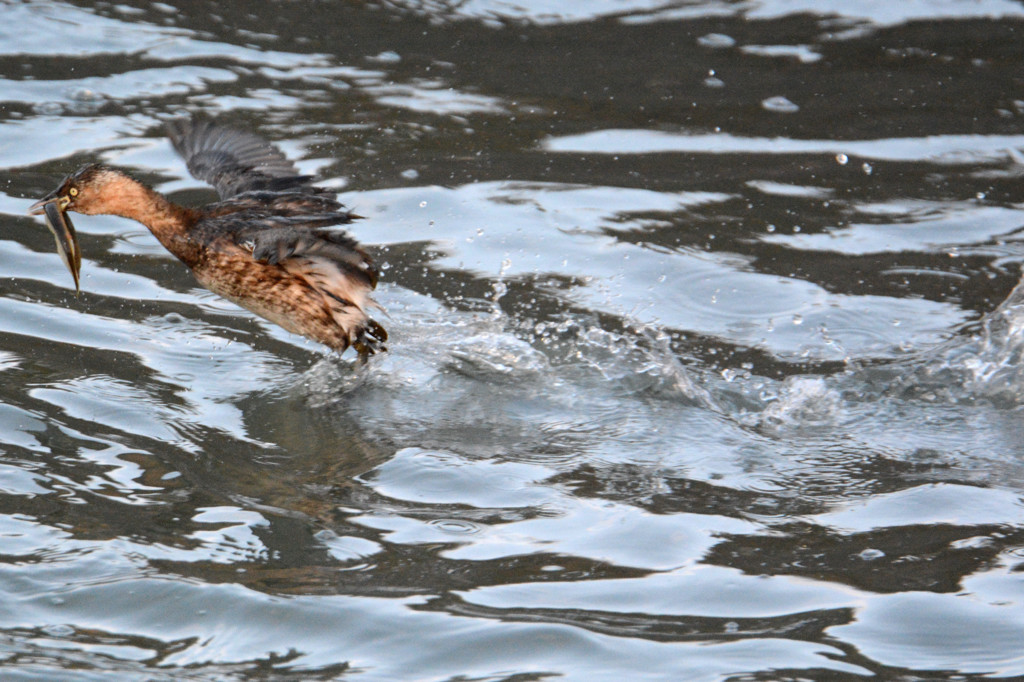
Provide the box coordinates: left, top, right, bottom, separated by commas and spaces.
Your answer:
835, 153, 849, 165
766, 224, 776, 233
419, 201, 427, 208
698, 33, 736, 48
862, 162, 873, 175
400, 169, 419, 180
33, 101, 64, 115
858, 548, 885, 561
368, 50, 401, 63
430, 519, 481, 535
42, 624, 74, 637
761, 96, 799, 113
792, 314, 803, 326
950, 535, 995, 550
492, 279, 508, 304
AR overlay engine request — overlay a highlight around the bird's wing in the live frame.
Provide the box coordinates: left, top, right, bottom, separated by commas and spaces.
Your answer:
241, 222, 379, 290
166, 119, 319, 199
232, 220, 386, 353
206, 190, 358, 222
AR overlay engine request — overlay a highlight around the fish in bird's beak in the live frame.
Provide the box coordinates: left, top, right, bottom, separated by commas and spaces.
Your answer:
29, 190, 81, 294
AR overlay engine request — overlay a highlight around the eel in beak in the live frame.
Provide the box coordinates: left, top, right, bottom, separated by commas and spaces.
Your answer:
29, 189, 81, 294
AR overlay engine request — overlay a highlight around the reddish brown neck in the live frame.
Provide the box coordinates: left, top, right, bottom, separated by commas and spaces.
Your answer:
89, 173, 200, 263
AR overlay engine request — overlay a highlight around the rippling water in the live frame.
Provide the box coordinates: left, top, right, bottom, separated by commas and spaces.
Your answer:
4, 1, 1024, 679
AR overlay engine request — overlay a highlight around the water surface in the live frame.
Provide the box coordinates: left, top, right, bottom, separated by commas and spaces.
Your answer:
3, 0, 1024, 679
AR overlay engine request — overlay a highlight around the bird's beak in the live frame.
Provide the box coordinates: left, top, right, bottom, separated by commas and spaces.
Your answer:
28, 187, 69, 215
28, 192, 81, 294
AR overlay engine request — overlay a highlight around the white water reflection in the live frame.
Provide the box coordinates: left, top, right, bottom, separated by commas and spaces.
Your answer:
763, 202, 1024, 255
834, 589, 1024, 676
388, 0, 1024, 26
2, 1, 333, 67
543, 130, 1024, 164
625, 0, 1024, 26
367, 79, 509, 115
0, 67, 238, 105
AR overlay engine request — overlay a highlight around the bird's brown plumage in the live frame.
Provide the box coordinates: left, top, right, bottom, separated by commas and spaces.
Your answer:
30, 119, 387, 356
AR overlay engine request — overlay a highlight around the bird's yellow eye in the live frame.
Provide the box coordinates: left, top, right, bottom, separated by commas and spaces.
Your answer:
68, 187, 79, 197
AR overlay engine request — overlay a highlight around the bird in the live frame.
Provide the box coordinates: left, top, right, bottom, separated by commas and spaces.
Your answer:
28, 118, 387, 357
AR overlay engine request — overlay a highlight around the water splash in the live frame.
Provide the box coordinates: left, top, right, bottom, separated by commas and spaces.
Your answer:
491, 256, 512, 319
934, 276, 1024, 405
755, 375, 842, 434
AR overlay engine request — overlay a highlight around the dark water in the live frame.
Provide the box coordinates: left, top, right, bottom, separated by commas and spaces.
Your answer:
3, 0, 1024, 679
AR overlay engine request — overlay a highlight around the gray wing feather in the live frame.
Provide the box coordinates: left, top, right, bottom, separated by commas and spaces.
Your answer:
243, 225, 378, 289
166, 119, 319, 199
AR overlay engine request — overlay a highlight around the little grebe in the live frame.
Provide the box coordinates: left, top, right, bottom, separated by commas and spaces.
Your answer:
29, 119, 386, 356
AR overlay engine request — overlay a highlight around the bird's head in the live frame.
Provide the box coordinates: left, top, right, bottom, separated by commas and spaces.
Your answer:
25, 164, 116, 294
28, 163, 117, 217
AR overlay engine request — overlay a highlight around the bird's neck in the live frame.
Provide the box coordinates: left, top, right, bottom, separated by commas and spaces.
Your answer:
97, 174, 200, 262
